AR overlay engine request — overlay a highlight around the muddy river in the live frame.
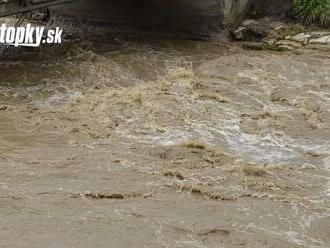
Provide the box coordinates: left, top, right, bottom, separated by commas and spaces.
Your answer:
0, 17, 329, 248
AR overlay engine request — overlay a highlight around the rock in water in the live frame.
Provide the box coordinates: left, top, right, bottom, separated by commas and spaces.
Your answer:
310, 35, 330, 45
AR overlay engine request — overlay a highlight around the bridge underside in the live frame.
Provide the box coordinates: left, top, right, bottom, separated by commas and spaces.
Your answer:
0, 0, 250, 31
56, 0, 250, 29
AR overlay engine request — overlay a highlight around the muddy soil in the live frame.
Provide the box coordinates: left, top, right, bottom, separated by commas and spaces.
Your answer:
0, 18, 329, 248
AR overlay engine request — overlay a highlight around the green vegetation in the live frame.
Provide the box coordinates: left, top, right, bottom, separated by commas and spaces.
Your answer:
292, 0, 330, 27
277, 24, 307, 39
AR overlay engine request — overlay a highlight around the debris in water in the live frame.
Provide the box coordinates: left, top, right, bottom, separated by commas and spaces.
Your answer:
174, 183, 236, 201
69, 127, 82, 134
242, 162, 267, 176
181, 140, 206, 150
88, 132, 102, 139
164, 170, 185, 180
71, 192, 125, 199
196, 92, 231, 103
197, 228, 231, 237
0, 106, 8, 111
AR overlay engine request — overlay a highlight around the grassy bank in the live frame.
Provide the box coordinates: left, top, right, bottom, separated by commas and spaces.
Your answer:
292, 0, 330, 27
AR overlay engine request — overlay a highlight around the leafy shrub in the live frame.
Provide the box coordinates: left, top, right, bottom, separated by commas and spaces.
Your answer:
292, 0, 330, 27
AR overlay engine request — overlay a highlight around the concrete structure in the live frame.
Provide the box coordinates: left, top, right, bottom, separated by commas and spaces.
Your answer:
0, 0, 73, 17
1, 0, 250, 30
56, 0, 250, 29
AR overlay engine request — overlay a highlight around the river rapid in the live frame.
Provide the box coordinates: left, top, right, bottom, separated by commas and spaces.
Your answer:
0, 16, 330, 248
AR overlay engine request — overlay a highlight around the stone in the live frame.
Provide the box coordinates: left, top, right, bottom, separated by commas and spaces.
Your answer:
286, 33, 311, 45
277, 40, 302, 50
246, 23, 272, 37
309, 31, 330, 38
242, 19, 257, 27
232, 26, 246, 40
231, 19, 277, 41
309, 35, 330, 45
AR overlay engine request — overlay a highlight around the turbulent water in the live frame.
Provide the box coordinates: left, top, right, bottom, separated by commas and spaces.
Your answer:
0, 17, 330, 248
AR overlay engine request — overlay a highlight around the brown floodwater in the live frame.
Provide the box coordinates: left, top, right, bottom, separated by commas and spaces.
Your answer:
0, 17, 329, 248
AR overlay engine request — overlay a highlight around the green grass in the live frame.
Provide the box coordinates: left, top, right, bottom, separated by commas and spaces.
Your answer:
292, 0, 330, 27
